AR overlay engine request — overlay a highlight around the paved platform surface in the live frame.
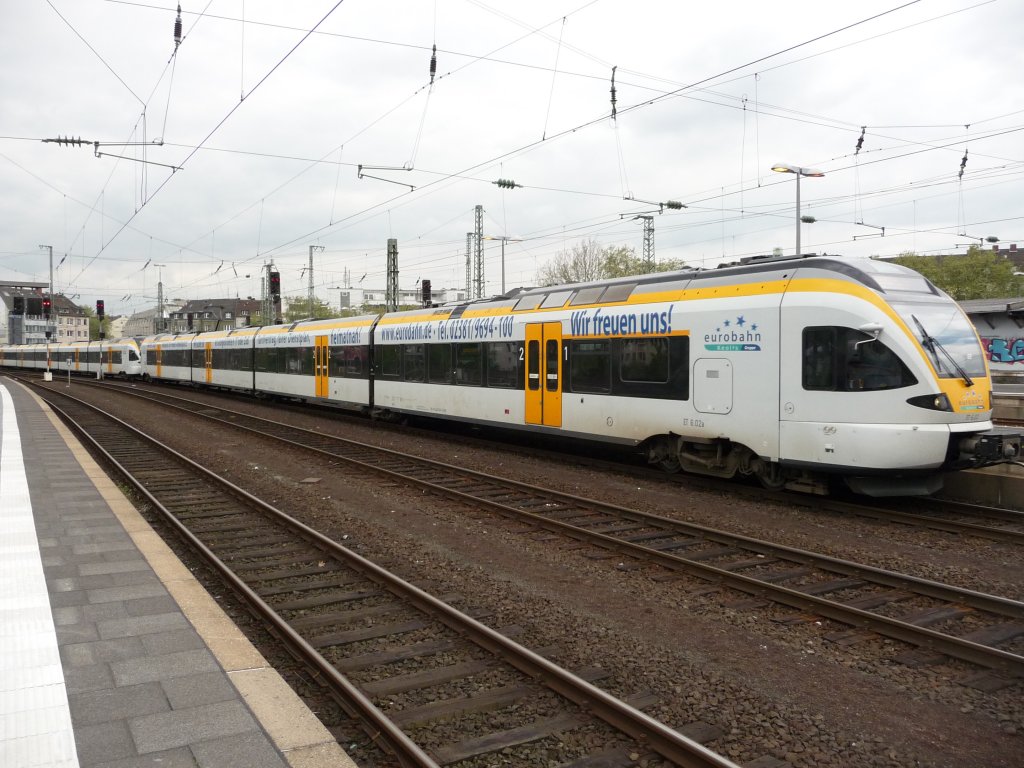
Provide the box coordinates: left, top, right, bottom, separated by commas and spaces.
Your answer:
0, 378, 357, 768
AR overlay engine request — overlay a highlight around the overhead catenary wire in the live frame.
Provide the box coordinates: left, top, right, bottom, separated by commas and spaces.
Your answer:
86, 0, 991, 280
49, 0, 215, 287
18, 1, 1024, 311
252, 0, 972, 263
541, 16, 566, 140
68, 0, 351, 285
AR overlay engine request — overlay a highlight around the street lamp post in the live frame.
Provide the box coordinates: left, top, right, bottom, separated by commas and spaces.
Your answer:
771, 163, 824, 256
481, 235, 522, 295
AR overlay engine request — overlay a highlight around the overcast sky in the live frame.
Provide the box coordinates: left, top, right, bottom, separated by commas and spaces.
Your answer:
2, 0, 1022, 316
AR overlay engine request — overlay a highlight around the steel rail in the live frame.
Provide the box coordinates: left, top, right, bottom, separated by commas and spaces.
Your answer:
80, 380, 1024, 677
26, 379, 741, 768
35, 394, 440, 768
83, 376, 1024, 544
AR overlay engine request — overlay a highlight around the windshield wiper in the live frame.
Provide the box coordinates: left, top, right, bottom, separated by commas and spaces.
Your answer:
911, 314, 973, 386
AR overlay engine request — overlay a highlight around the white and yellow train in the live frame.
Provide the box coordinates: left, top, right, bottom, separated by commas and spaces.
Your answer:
3, 255, 1018, 495
0, 337, 143, 378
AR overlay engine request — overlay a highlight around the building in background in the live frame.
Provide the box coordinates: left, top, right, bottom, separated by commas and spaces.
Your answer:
337, 285, 467, 311
168, 298, 262, 333
121, 301, 185, 338
50, 294, 88, 343
0, 281, 50, 344
107, 315, 128, 339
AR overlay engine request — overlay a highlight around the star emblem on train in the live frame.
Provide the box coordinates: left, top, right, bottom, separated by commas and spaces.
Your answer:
717, 316, 752, 333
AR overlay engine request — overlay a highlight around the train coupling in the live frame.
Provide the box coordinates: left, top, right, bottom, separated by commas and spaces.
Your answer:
956, 428, 1022, 467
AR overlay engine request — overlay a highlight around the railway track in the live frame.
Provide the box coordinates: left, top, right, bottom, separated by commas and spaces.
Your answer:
815, 496, 1024, 545
73, 376, 1024, 544
21, 377, 743, 768
41, 375, 1024, 688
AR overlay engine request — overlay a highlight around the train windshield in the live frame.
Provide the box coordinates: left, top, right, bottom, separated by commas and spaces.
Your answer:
892, 301, 987, 379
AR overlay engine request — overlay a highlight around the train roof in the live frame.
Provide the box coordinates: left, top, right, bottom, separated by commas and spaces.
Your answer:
407, 254, 944, 318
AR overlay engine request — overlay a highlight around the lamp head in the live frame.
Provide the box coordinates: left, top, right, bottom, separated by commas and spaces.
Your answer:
772, 163, 825, 177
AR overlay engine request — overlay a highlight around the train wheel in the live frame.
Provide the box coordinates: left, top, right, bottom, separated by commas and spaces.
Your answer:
756, 462, 786, 490
645, 437, 681, 473
658, 455, 681, 473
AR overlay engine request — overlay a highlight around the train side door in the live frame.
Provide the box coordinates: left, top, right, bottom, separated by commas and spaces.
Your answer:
524, 322, 562, 427
74, 348, 80, 372
106, 347, 115, 374
314, 335, 329, 397
204, 343, 213, 384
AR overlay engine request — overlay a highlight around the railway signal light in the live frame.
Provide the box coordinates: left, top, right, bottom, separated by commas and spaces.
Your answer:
422, 279, 432, 306
42, 297, 52, 318
96, 299, 105, 318
269, 270, 281, 297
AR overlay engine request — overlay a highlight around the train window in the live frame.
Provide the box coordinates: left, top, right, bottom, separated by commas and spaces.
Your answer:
540, 291, 573, 309
212, 347, 249, 370
570, 340, 611, 393
255, 347, 276, 372
284, 347, 313, 375
526, 340, 540, 391
454, 343, 483, 385
620, 337, 669, 383
330, 346, 367, 378
600, 283, 637, 303
487, 342, 520, 388
128, 350, 139, 362
873, 274, 935, 295
803, 327, 916, 392
379, 345, 401, 377
893, 301, 987, 378
403, 344, 425, 382
569, 287, 605, 306
428, 344, 452, 384
232, 348, 251, 369
546, 339, 561, 391
513, 294, 545, 312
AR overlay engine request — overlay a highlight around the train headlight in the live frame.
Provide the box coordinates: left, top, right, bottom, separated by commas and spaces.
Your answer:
907, 393, 952, 412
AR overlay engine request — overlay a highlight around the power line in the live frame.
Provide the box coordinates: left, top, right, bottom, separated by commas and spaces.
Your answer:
68, 0, 350, 284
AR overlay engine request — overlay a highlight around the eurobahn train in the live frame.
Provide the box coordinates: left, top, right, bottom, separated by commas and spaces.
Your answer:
1, 254, 1018, 496
0, 337, 143, 378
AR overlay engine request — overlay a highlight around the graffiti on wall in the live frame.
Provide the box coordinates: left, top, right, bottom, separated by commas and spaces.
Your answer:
982, 337, 1024, 366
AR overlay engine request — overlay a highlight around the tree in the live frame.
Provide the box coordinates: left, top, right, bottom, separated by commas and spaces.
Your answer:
536, 239, 689, 286
536, 239, 607, 285
283, 297, 338, 322
890, 247, 1023, 301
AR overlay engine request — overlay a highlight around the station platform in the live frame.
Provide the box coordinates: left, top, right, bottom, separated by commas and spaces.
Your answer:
0, 378, 357, 768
